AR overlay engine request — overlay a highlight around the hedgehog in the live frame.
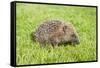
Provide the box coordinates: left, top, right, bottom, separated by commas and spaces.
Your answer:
33, 20, 80, 47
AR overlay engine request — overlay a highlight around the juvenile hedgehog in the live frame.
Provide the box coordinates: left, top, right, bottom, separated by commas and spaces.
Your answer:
33, 20, 80, 47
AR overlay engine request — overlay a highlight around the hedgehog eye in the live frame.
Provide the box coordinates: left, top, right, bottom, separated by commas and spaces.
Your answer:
71, 33, 76, 38
63, 26, 67, 32
64, 26, 67, 29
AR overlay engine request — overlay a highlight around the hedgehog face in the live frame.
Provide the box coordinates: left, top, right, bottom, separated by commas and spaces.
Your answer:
63, 25, 80, 45
70, 33, 80, 44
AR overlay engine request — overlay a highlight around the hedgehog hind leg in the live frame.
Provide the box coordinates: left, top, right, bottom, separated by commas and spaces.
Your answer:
40, 43, 46, 48
38, 41, 47, 48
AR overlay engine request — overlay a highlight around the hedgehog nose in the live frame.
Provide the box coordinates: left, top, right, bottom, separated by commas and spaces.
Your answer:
75, 38, 80, 44
76, 40, 80, 44
73, 38, 80, 44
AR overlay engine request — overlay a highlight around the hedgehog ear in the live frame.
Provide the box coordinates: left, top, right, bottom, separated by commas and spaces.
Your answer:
63, 26, 67, 33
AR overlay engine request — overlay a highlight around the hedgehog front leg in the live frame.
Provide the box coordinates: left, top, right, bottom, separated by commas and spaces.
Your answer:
51, 42, 58, 47
38, 40, 46, 48
50, 39, 59, 47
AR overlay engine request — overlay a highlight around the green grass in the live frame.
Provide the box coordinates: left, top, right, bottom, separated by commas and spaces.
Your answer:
16, 3, 97, 65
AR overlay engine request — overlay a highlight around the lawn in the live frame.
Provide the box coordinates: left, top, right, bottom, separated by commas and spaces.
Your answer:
16, 3, 97, 65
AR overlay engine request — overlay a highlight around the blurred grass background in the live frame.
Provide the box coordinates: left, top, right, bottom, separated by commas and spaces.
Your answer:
16, 3, 97, 65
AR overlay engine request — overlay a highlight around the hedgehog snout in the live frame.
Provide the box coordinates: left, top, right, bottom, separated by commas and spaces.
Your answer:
74, 38, 80, 44
73, 37, 80, 44
71, 34, 80, 44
